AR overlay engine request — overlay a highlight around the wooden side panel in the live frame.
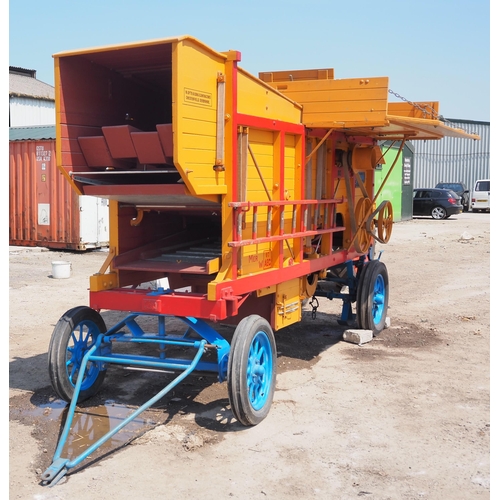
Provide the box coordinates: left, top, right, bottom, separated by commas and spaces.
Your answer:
274, 278, 302, 330
237, 69, 302, 124
235, 128, 302, 277
246, 128, 275, 203
240, 128, 274, 270
172, 39, 227, 195
265, 77, 390, 128
284, 133, 298, 201
388, 101, 440, 119
260, 68, 334, 82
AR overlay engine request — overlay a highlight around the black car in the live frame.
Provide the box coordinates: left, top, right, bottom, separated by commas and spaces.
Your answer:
435, 182, 470, 211
413, 188, 463, 220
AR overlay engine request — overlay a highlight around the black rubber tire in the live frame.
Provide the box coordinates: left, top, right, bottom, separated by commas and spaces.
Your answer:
357, 260, 389, 335
355, 262, 370, 323
227, 315, 277, 426
48, 306, 107, 403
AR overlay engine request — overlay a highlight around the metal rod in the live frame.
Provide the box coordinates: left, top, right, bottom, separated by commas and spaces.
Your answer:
69, 170, 178, 176
66, 341, 207, 470
305, 128, 334, 162
216, 74, 225, 167
248, 143, 271, 201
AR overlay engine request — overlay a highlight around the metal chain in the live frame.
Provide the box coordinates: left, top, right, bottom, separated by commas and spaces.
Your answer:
309, 296, 319, 320
388, 89, 444, 121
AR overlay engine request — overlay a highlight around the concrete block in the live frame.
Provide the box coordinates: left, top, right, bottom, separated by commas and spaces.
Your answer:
343, 329, 373, 345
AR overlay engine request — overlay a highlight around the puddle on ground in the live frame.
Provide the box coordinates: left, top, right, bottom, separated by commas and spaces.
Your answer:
28, 399, 154, 460
28, 398, 68, 417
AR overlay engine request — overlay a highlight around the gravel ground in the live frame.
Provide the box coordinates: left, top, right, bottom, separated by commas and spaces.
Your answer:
9, 211, 491, 499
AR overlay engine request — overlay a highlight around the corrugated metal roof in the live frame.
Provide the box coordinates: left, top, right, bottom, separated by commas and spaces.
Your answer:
9, 66, 37, 77
9, 73, 55, 101
9, 125, 56, 141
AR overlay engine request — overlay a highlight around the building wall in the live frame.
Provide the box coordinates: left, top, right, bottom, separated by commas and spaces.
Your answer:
410, 119, 490, 192
9, 96, 55, 126
375, 142, 414, 222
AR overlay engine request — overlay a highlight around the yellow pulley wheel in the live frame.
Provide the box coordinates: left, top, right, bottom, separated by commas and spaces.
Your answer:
302, 273, 319, 298
354, 198, 374, 254
376, 200, 393, 244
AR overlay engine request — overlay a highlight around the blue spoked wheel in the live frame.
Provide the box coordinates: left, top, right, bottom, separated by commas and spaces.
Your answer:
228, 315, 277, 426
356, 260, 389, 335
48, 306, 107, 403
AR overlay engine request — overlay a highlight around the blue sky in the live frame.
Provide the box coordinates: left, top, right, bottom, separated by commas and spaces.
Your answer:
8, 0, 491, 122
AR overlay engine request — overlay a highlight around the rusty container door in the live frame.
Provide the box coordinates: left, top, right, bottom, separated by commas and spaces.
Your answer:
9, 139, 82, 249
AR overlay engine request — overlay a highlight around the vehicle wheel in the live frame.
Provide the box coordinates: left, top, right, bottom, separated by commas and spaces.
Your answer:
431, 206, 447, 220
227, 315, 277, 426
355, 261, 370, 322
48, 306, 107, 403
356, 260, 389, 335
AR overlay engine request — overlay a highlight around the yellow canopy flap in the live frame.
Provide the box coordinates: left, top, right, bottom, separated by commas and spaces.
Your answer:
259, 69, 480, 141
343, 113, 481, 141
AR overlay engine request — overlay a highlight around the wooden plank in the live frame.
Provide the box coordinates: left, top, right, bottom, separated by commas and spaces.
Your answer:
265, 76, 390, 127
259, 68, 334, 83
388, 101, 440, 119
78, 136, 114, 167
272, 76, 388, 93
131, 132, 166, 164
114, 259, 215, 274
156, 124, 174, 157
102, 125, 141, 158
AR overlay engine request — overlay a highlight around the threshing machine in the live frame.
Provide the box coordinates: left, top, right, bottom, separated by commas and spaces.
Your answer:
42, 35, 479, 485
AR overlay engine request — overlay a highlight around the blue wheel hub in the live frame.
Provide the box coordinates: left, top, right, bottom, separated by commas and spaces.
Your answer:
371, 274, 386, 325
66, 322, 101, 390
247, 331, 273, 411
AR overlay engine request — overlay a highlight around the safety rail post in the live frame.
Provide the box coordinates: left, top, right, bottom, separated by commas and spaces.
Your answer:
292, 205, 297, 234
266, 206, 272, 238
228, 199, 345, 258
252, 206, 258, 240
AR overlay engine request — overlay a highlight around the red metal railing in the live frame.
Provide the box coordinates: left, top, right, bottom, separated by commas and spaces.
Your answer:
228, 198, 345, 248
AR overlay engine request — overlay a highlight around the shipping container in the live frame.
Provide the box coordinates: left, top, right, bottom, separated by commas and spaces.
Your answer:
9, 130, 109, 250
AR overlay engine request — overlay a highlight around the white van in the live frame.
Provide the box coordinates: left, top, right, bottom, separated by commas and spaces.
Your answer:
471, 179, 490, 212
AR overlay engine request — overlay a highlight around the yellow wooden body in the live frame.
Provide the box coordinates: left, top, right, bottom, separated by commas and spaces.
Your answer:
53, 36, 479, 330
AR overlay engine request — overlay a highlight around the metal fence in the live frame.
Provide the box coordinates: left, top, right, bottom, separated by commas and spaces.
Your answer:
410, 119, 490, 192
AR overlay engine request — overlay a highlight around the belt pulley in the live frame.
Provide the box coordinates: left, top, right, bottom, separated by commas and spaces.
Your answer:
353, 198, 394, 252
370, 200, 393, 244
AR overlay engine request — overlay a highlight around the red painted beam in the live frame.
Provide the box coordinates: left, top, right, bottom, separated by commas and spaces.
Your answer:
90, 288, 230, 321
